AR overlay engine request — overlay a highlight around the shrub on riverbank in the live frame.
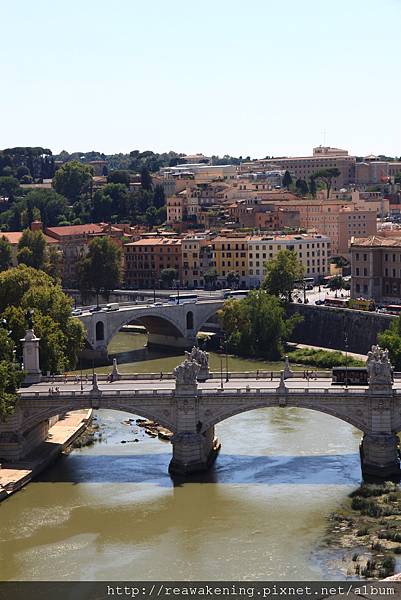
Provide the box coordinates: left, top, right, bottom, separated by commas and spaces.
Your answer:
287, 348, 363, 368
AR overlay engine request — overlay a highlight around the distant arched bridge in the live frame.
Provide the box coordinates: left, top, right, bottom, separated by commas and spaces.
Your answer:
78, 300, 224, 355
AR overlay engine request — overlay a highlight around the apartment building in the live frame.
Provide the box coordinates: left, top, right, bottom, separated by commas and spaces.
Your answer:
279, 199, 377, 256
211, 235, 250, 288
247, 234, 331, 287
43, 223, 108, 286
350, 235, 401, 302
241, 147, 355, 188
181, 233, 214, 289
124, 237, 182, 289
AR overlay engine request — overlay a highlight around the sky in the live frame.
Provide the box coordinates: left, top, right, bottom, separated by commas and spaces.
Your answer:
1, 0, 401, 158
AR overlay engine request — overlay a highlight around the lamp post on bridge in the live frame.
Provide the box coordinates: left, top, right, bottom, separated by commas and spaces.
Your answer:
345, 333, 349, 389
225, 336, 229, 382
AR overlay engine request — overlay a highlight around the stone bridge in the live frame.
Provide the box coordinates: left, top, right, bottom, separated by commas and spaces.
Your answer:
78, 300, 224, 356
1, 340, 400, 479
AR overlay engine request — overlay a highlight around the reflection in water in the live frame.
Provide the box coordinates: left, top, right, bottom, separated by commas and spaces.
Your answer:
0, 404, 362, 581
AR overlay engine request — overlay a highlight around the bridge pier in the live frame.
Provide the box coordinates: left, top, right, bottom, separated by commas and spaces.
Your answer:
360, 433, 401, 479
169, 426, 220, 475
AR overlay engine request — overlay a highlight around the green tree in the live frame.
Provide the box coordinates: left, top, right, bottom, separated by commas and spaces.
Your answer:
17, 229, 47, 270
0, 236, 12, 271
204, 268, 217, 290
328, 275, 345, 297
0, 265, 85, 374
140, 167, 153, 191
378, 318, 401, 370
107, 170, 131, 186
226, 271, 240, 289
53, 161, 93, 202
77, 237, 121, 305
314, 167, 341, 199
23, 189, 70, 227
295, 178, 309, 196
92, 183, 128, 222
160, 268, 178, 289
262, 249, 304, 302
218, 290, 301, 359
153, 185, 165, 208
309, 176, 317, 198
0, 360, 22, 419
282, 170, 293, 189
0, 176, 21, 202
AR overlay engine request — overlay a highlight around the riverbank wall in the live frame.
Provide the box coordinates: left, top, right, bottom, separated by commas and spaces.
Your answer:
287, 304, 394, 354
0, 409, 92, 502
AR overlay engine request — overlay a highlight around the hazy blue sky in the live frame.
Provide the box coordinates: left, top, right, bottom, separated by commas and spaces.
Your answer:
1, 0, 400, 157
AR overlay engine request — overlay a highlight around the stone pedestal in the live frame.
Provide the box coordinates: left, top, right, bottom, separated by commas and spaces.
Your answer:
169, 426, 220, 475
20, 329, 41, 384
360, 433, 400, 479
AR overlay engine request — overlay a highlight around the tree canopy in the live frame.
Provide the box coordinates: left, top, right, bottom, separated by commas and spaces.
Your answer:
262, 249, 304, 302
0, 265, 85, 374
218, 290, 301, 360
0, 236, 12, 271
314, 168, 341, 199
77, 237, 121, 303
53, 161, 93, 203
378, 319, 401, 371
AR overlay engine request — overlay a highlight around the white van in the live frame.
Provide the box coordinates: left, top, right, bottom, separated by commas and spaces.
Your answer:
106, 303, 120, 311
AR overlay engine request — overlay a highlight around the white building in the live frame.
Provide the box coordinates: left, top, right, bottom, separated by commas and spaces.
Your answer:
247, 233, 331, 287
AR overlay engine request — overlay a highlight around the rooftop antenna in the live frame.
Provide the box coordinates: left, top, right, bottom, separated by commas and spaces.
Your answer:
323, 129, 327, 146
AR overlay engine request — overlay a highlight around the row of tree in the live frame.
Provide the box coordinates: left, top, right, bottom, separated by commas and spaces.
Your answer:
282, 167, 341, 199
0, 161, 167, 231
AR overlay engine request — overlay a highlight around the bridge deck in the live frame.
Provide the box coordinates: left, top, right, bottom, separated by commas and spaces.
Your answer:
19, 377, 401, 397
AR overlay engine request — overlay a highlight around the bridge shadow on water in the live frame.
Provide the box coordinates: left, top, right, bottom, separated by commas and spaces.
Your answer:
35, 451, 362, 488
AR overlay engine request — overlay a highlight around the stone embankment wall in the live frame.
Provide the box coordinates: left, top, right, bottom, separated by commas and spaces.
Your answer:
287, 304, 395, 354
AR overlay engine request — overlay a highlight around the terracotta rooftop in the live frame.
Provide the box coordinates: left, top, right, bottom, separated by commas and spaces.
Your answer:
125, 238, 182, 246
46, 224, 104, 237
1, 231, 58, 244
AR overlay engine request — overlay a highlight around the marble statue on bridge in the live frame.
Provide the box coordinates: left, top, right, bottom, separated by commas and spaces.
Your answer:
367, 345, 393, 388
173, 358, 200, 386
185, 346, 209, 381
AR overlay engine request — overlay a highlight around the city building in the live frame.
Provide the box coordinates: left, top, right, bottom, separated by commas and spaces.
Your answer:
181, 233, 214, 289
124, 237, 183, 289
44, 223, 107, 286
279, 199, 377, 256
350, 235, 401, 302
241, 147, 355, 188
210, 234, 250, 288
247, 233, 331, 287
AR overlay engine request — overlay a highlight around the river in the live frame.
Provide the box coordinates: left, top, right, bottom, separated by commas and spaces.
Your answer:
0, 333, 363, 581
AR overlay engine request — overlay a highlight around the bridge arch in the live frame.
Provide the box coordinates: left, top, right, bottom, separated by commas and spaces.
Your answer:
199, 398, 369, 434
20, 400, 177, 436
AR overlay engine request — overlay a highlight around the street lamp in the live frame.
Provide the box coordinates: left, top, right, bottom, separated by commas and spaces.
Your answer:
80, 356, 84, 392
345, 332, 349, 388
220, 354, 224, 390
225, 337, 229, 382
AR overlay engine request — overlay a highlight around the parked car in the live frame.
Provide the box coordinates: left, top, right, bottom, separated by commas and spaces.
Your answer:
315, 299, 325, 305
71, 308, 82, 316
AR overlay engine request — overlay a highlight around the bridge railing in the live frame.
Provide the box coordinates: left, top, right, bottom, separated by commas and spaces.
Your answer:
41, 370, 335, 384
